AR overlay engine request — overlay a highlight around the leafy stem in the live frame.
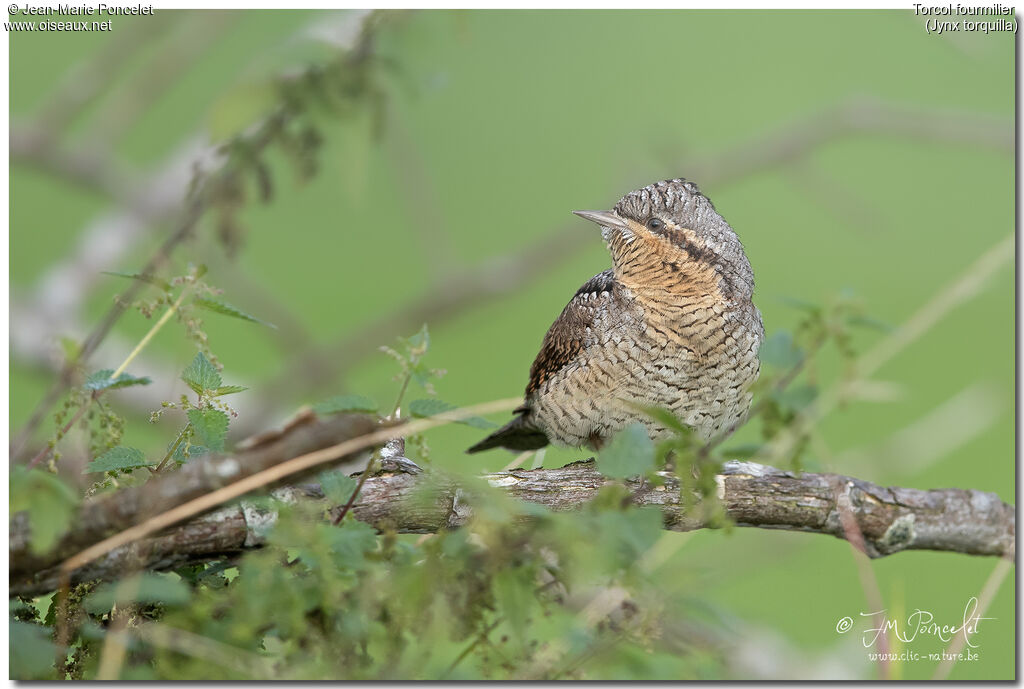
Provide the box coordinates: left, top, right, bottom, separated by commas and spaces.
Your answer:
28, 285, 193, 471
153, 424, 192, 475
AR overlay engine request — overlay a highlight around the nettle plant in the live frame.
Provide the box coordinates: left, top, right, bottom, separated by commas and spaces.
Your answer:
12, 264, 271, 551
11, 281, 883, 679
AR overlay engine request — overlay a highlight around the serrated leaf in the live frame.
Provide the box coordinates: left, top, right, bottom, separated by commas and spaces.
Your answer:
213, 385, 248, 396
102, 270, 171, 292
83, 369, 152, 391
172, 436, 207, 462
10, 467, 79, 555
181, 352, 222, 395
408, 398, 495, 429
313, 394, 379, 415
194, 297, 276, 329
187, 408, 229, 452
597, 423, 655, 479
172, 442, 208, 464
83, 573, 191, 614
759, 331, 804, 369
86, 446, 154, 473
319, 470, 358, 504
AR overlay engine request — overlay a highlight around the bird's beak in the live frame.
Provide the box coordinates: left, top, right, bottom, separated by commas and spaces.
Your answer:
572, 209, 628, 230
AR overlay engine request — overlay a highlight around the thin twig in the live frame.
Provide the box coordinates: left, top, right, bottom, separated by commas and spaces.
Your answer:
332, 452, 378, 526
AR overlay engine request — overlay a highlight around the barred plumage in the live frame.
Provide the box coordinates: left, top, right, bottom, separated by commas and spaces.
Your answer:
468, 179, 763, 453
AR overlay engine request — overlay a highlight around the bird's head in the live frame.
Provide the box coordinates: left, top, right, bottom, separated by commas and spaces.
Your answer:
573, 178, 754, 300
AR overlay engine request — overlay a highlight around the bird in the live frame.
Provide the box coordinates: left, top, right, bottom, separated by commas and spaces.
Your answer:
467, 178, 764, 454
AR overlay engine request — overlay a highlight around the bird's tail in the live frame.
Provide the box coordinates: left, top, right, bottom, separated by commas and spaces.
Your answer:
466, 413, 549, 454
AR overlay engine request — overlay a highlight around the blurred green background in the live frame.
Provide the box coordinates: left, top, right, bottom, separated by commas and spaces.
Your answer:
9, 10, 1014, 680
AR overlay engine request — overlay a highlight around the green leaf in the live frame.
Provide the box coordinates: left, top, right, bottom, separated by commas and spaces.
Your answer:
323, 519, 378, 568
10, 466, 79, 554
591, 507, 663, 570
172, 442, 208, 464
86, 446, 154, 473
187, 409, 229, 452
83, 369, 152, 391
102, 270, 171, 292
407, 398, 495, 429
181, 352, 222, 395
10, 620, 57, 679
597, 423, 655, 479
319, 470, 358, 504
194, 297, 276, 329
213, 385, 248, 396
759, 331, 803, 368
83, 573, 191, 614
405, 324, 430, 356
312, 394, 379, 415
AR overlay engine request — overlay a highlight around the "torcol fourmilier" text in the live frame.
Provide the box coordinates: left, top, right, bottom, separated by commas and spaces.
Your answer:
913, 3, 1016, 34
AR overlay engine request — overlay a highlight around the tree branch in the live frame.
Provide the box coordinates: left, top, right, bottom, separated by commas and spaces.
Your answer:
9, 411, 379, 587
11, 416, 1014, 597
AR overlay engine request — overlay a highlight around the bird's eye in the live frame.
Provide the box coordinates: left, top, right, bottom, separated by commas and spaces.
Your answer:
646, 217, 664, 231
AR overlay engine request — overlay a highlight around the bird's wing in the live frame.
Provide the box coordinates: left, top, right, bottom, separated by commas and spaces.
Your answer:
525, 269, 620, 397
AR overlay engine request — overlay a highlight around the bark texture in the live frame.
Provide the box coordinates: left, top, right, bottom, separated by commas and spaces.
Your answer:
11, 438, 1014, 597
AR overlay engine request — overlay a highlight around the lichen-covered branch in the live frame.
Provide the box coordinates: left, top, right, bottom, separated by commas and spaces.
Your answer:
11, 430, 1014, 596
